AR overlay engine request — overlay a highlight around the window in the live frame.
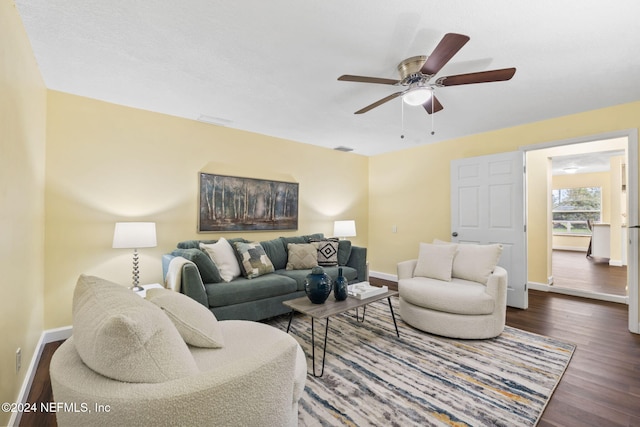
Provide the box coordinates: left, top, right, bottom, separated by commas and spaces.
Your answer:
552, 187, 601, 235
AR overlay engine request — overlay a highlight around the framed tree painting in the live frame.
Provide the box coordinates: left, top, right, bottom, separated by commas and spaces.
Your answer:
198, 173, 299, 232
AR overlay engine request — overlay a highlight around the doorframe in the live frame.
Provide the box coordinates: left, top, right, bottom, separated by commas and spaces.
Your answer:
521, 129, 639, 334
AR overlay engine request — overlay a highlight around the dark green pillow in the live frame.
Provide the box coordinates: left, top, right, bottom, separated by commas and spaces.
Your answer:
337, 240, 352, 266
280, 236, 307, 248
171, 248, 222, 283
280, 233, 325, 250
177, 240, 217, 249
304, 233, 325, 241
260, 238, 287, 270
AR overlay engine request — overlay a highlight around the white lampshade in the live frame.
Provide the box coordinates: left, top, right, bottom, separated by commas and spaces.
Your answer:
112, 222, 157, 249
333, 220, 356, 239
403, 87, 432, 106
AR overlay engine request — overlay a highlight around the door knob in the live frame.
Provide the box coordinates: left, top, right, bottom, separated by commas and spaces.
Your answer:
452, 232, 458, 237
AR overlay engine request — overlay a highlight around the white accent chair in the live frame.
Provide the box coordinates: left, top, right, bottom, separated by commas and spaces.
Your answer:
50, 275, 306, 427
397, 242, 508, 339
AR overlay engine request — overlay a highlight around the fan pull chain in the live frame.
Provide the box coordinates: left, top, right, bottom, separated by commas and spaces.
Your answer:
400, 100, 405, 139
430, 89, 435, 135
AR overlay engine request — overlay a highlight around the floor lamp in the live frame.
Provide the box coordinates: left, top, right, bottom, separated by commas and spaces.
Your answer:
112, 222, 157, 292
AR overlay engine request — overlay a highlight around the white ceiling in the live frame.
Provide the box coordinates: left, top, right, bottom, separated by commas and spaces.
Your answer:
14, 0, 640, 156
552, 150, 625, 175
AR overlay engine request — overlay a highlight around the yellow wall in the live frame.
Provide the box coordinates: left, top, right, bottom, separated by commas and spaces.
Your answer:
525, 150, 553, 284
368, 100, 640, 288
0, 2, 46, 425
45, 91, 369, 328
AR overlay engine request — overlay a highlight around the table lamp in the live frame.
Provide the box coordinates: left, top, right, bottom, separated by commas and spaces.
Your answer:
112, 222, 157, 291
333, 220, 356, 240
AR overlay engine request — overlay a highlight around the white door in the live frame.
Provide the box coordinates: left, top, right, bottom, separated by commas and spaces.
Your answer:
451, 151, 528, 309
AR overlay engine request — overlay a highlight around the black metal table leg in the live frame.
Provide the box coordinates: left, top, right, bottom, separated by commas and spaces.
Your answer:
355, 305, 366, 323
286, 310, 295, 333
387, 297, 400, 337
311, 317, 330, 377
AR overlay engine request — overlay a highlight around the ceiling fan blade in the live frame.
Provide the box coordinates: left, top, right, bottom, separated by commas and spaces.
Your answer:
338, 75, 400, 85
423, 95, 444, 114
420, 33, 470, 76
354, 91, 404, 114
437, 67, 516, 86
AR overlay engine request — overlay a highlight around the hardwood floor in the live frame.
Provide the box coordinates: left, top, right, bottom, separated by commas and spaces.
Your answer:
552, 249, 627, 296
508, 292, 640, 426
18, 290, 640, 427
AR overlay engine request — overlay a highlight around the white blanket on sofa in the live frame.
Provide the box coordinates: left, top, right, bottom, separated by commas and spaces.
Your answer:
165, 256, 198, 292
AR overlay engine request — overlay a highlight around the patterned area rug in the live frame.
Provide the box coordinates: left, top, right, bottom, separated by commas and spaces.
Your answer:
268, 297, 575, 427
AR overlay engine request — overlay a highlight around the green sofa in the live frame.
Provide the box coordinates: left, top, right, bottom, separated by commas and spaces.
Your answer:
162, 233, 367, 321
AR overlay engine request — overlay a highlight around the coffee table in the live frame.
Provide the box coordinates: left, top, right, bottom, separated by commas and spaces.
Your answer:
283, 290, 400, 377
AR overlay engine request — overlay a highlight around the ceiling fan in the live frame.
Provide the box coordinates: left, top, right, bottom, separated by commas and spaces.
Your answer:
338, 33, 516, 115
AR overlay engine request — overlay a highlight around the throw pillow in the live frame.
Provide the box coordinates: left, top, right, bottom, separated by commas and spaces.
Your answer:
286, 243, 319, 270
413, 242, 457, 281
453, 243, 503, 284
171, 248, 223, 283
310, 238, 339, 266
233, 241, 275, 279
260, 238, 288, 270
200, 238, 241, 282
146, 288, 224, 348
72, 275, 198, 383
337, 240, 352, 266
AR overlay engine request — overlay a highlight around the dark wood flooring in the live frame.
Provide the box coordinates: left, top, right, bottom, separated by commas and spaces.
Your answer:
552, 249, 627, 296
18, 290, 640, 427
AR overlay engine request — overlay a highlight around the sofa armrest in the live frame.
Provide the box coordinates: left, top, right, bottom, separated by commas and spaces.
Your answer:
163, 254, 209, 308
346, 246, 367, 282
397, 259, 417, 280
485, 266, 508, 303
182, 263, 209, 308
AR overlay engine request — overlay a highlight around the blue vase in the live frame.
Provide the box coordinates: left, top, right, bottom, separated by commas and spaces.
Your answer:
334, 267, 348, 301
305, 266, 332, 304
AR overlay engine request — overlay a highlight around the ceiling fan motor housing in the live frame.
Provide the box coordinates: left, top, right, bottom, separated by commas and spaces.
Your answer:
397, 55, 429, 83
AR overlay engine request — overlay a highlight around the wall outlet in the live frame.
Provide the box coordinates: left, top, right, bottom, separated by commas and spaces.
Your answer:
16, 348, 21, 373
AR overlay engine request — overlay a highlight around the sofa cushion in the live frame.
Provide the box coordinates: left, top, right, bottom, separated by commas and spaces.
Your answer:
286, 243, 319, 270
310, 238, 339, 266
454, 243, 503, 284
205, 274, 298, 307
414, 242, 457, 281
280, 233, 325, 249
259, 238, 288, 270
434, 240, 503, 284
72, 275, 198, 383
200, 238, 241, 282
171, 248, 222, 283
233, 241, 275, 279
146, 288, 224, 348
337, 240, 352, 266
399, 276, 495, 315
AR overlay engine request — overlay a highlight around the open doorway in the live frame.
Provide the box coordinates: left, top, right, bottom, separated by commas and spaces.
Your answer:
549, 144, 628, 302
527, 137, 629, 303
524, 130, 639, 333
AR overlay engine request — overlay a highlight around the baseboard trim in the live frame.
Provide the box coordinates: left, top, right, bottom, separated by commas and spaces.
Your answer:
528, 282, 627, 304
9, 326, 72, 427
369, 270, 397, 282
553, 246, 588, 252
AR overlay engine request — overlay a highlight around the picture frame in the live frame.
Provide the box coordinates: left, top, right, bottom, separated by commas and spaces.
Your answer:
198, 173, 299, 232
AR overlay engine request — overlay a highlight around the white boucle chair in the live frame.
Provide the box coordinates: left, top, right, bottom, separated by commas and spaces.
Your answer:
50, 275, 306, 427
397, 241, 508, 339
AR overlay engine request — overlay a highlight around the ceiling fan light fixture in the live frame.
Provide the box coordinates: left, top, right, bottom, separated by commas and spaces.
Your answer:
402, 86, 432, 106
